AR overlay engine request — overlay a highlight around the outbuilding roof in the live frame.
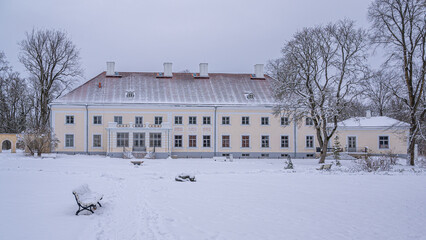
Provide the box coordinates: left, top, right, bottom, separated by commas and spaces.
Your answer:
338, 116, 409, 129
54, 72, 275, 106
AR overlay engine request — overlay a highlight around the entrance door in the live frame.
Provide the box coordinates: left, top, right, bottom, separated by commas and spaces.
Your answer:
133, 133, 145, 151
348, 136, 357, 152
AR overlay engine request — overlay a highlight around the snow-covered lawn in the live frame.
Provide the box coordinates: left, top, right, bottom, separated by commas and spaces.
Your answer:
0, 153, 425, 240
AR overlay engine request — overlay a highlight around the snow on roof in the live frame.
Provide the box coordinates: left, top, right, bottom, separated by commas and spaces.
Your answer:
338, 116, 409, 128
53, 72, 275, 106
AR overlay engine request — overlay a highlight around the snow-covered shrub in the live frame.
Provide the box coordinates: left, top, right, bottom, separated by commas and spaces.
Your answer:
416, 156, 426, 168
352, 156, 393, 172
18, 127, 58, 156
284, 156, 293, 169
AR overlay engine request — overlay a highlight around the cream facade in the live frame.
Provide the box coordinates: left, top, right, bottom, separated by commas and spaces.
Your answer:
50, 62, 409, 158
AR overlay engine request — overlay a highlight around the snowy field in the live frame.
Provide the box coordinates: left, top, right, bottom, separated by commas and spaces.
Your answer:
0, 153, 425, 240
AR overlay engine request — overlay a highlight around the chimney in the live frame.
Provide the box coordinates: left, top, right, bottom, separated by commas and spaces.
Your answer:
199, 63, 208, 77
106, 62, 115, 76
254, 64, 264, 79
163, 62, 173, 77
366, 110, 372, 118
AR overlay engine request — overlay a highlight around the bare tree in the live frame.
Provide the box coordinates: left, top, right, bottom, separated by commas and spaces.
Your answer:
269, 20, 369, 163
19, 29, 82, 130
368, 0, 425, 165
362, 70, 394, 116
0, 52, 32, 133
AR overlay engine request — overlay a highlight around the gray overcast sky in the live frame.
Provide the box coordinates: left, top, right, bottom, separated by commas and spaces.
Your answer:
0, 0, 372, 82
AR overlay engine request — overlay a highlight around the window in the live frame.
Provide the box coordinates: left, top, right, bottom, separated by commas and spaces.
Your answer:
261, 153, 269, 158
114, 116, 123, 124
306, 136, 314, 148
189, 116, 197, 125
307, 154, 314, 158
135, 116, 143, 125
281, 154, 289, 157
149, 133, 162, 147
126, 91, 135, 98
306, 117, 314, 126
242, 153, 250, 157
66, 115, 74, 124
281, 136, 289, 148
117, 132, 129, 147
261, 135, 270, 148
93, 134, 101, 148
203, 135, 211, 147
189, 135, 197, 148
222, 116, 230, 125
175, 116, 183, 125
222, 135, 230, 148
203, 116, 211, 125
222, 153, 230, 157
348, 136, 357, 149
93, 116, 102, 125
65, 134, 74, 147
281, 117, 289, 126
174, 135, 183, 148
379, 136, 389, 149
133, 133, 145, 147
242, 116, 250, 125
242, 135, 250, 148
261, 117, 269, 125
155, 116, 163, 125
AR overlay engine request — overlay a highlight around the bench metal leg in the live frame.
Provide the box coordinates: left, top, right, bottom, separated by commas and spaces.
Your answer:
98, 202, 102, 207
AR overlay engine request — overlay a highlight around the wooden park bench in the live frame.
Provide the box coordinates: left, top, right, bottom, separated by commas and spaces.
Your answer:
130, 160, 144, 166
175, 173, 196, 182
40, 153, 57, 159
72, 184, 103, 216
317, 164, 332, 171
213, 156, 227, 162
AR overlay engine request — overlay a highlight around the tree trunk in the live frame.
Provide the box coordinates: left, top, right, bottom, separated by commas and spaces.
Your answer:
318, 139, 328, 164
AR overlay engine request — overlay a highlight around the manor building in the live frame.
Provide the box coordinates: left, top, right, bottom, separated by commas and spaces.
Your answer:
50, 62, 409, 158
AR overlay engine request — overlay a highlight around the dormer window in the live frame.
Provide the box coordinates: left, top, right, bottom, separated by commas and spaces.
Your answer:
244, 92, 255, 100
126, 91, 135, 98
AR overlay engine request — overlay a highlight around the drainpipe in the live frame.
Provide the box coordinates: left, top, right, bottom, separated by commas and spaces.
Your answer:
85, 104, 88, 154
293, 117, 297, 158
214, 106, 218, 157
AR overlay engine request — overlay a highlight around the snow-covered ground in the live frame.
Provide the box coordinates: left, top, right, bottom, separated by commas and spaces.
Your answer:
0, 153, 425, 240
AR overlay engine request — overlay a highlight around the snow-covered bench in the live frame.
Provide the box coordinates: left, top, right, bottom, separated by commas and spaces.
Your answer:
317, 164, 332, 171
213, 156, 227, 162
72, 184, 103, 215
175, 173, 196, 182
40, 153, 57, 159
130, 160, 144, 166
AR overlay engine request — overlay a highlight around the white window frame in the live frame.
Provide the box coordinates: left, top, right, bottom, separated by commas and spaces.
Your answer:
92, 134, 102, 148
306, 135, 314, 149
378, 135, 390, 149
116, 132, 129, 147
241, 135, 250, 148
65, 115, 74, 125
261, 135, 270, 148
280, 135, 290, 148
154, 116, 163, 125
261, 117, 269, 126
203, 116, 211, 125
189, 116, 197, 125
149, 132, 162, 147
203, 135, 211, 148
188, 135, 197, 148
174, 135, 183, 148
135, 116, 143, 125
306, 117, 314, 126
241, 116, 250, 125
281, 117, 289, 126
65, 134, 74, 148
93, 115, 102, 125
222, 116, 230, 125
174, 116, 183, 125
347, 135, 357, 149
221, 135, 231, 148
114, 116, 123, 124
